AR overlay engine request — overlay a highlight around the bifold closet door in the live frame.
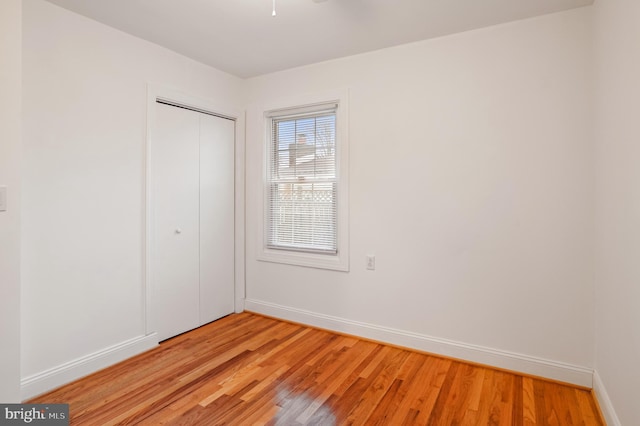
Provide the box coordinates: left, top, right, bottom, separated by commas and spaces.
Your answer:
151, 102, 235, 342
199, 114, 235, 325
151, 103, 201, 341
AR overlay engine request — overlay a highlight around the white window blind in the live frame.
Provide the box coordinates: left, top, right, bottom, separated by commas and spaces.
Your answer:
267, 105, 338, 254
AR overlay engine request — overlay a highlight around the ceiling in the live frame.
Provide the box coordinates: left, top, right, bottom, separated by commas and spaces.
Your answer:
44, 0, 594, 78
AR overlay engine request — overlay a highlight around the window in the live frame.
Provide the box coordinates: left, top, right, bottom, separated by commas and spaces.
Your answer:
260, 93, 349, 271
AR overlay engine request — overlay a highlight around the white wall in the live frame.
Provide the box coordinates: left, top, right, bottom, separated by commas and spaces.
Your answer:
21, 0, 244, 397
245, 8, 595, 383
593, 0, 640, 424
0, 0, 22, 403
20, 0, 621, 407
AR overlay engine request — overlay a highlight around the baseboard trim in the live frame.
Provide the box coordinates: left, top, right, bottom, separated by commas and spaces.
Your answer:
593, 370, 621, 426
244, 299, 593, 388
21, 333, 158, 401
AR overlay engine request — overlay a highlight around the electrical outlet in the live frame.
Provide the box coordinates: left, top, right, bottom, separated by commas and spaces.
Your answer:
0, 186, 6, 212
366, 255, 375, 270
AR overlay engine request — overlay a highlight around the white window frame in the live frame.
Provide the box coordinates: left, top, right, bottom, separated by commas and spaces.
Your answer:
258, 90, 349, 271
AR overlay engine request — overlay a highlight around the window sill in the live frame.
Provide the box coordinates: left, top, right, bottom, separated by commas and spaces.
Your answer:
258, 247, 349, 272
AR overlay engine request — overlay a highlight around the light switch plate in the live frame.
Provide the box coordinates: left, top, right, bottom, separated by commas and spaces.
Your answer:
0, 186, 7, 212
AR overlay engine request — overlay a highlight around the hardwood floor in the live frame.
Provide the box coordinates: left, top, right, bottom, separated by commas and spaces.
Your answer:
29, 313, 604, 425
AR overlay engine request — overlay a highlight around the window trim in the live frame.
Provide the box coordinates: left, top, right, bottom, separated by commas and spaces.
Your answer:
257, 89, 349, 272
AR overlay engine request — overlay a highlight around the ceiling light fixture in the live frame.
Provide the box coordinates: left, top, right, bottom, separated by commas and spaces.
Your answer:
272, 0, 326, 17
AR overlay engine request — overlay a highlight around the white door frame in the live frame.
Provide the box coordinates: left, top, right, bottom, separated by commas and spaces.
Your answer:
144, 83, 245, 337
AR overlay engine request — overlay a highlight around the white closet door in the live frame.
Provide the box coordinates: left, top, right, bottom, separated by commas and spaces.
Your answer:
151, 103, 201, 341
150, 102, 235, 342
199, 114, 235, 324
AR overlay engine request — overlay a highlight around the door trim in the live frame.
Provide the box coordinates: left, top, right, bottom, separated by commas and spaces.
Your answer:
144, 83, 246, 336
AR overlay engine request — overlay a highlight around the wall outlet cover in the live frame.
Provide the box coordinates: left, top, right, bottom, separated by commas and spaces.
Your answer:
0, 186, 7, 212
366, 255, 375, 270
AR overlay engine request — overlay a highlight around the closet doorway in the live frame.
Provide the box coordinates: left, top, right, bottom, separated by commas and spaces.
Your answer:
149, 100, 235, 341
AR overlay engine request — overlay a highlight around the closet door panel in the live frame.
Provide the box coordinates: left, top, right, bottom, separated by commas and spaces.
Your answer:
199, 114, 235, 324
151, 103, 201, 341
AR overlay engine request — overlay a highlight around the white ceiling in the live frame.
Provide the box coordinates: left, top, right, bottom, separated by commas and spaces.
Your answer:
44, 0, 594, 78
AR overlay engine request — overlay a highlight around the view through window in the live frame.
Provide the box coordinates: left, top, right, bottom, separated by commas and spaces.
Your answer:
267, 109, 338, 254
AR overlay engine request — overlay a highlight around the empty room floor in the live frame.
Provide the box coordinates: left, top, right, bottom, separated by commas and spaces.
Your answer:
29, 313, 604, 425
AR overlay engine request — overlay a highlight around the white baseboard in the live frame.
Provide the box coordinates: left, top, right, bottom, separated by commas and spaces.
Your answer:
244, 299, 593, 388
593, 370, 621, 426
21, 333, 158, 401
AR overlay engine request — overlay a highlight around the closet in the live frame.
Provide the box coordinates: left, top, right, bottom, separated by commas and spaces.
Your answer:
150, 101, 235, 341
